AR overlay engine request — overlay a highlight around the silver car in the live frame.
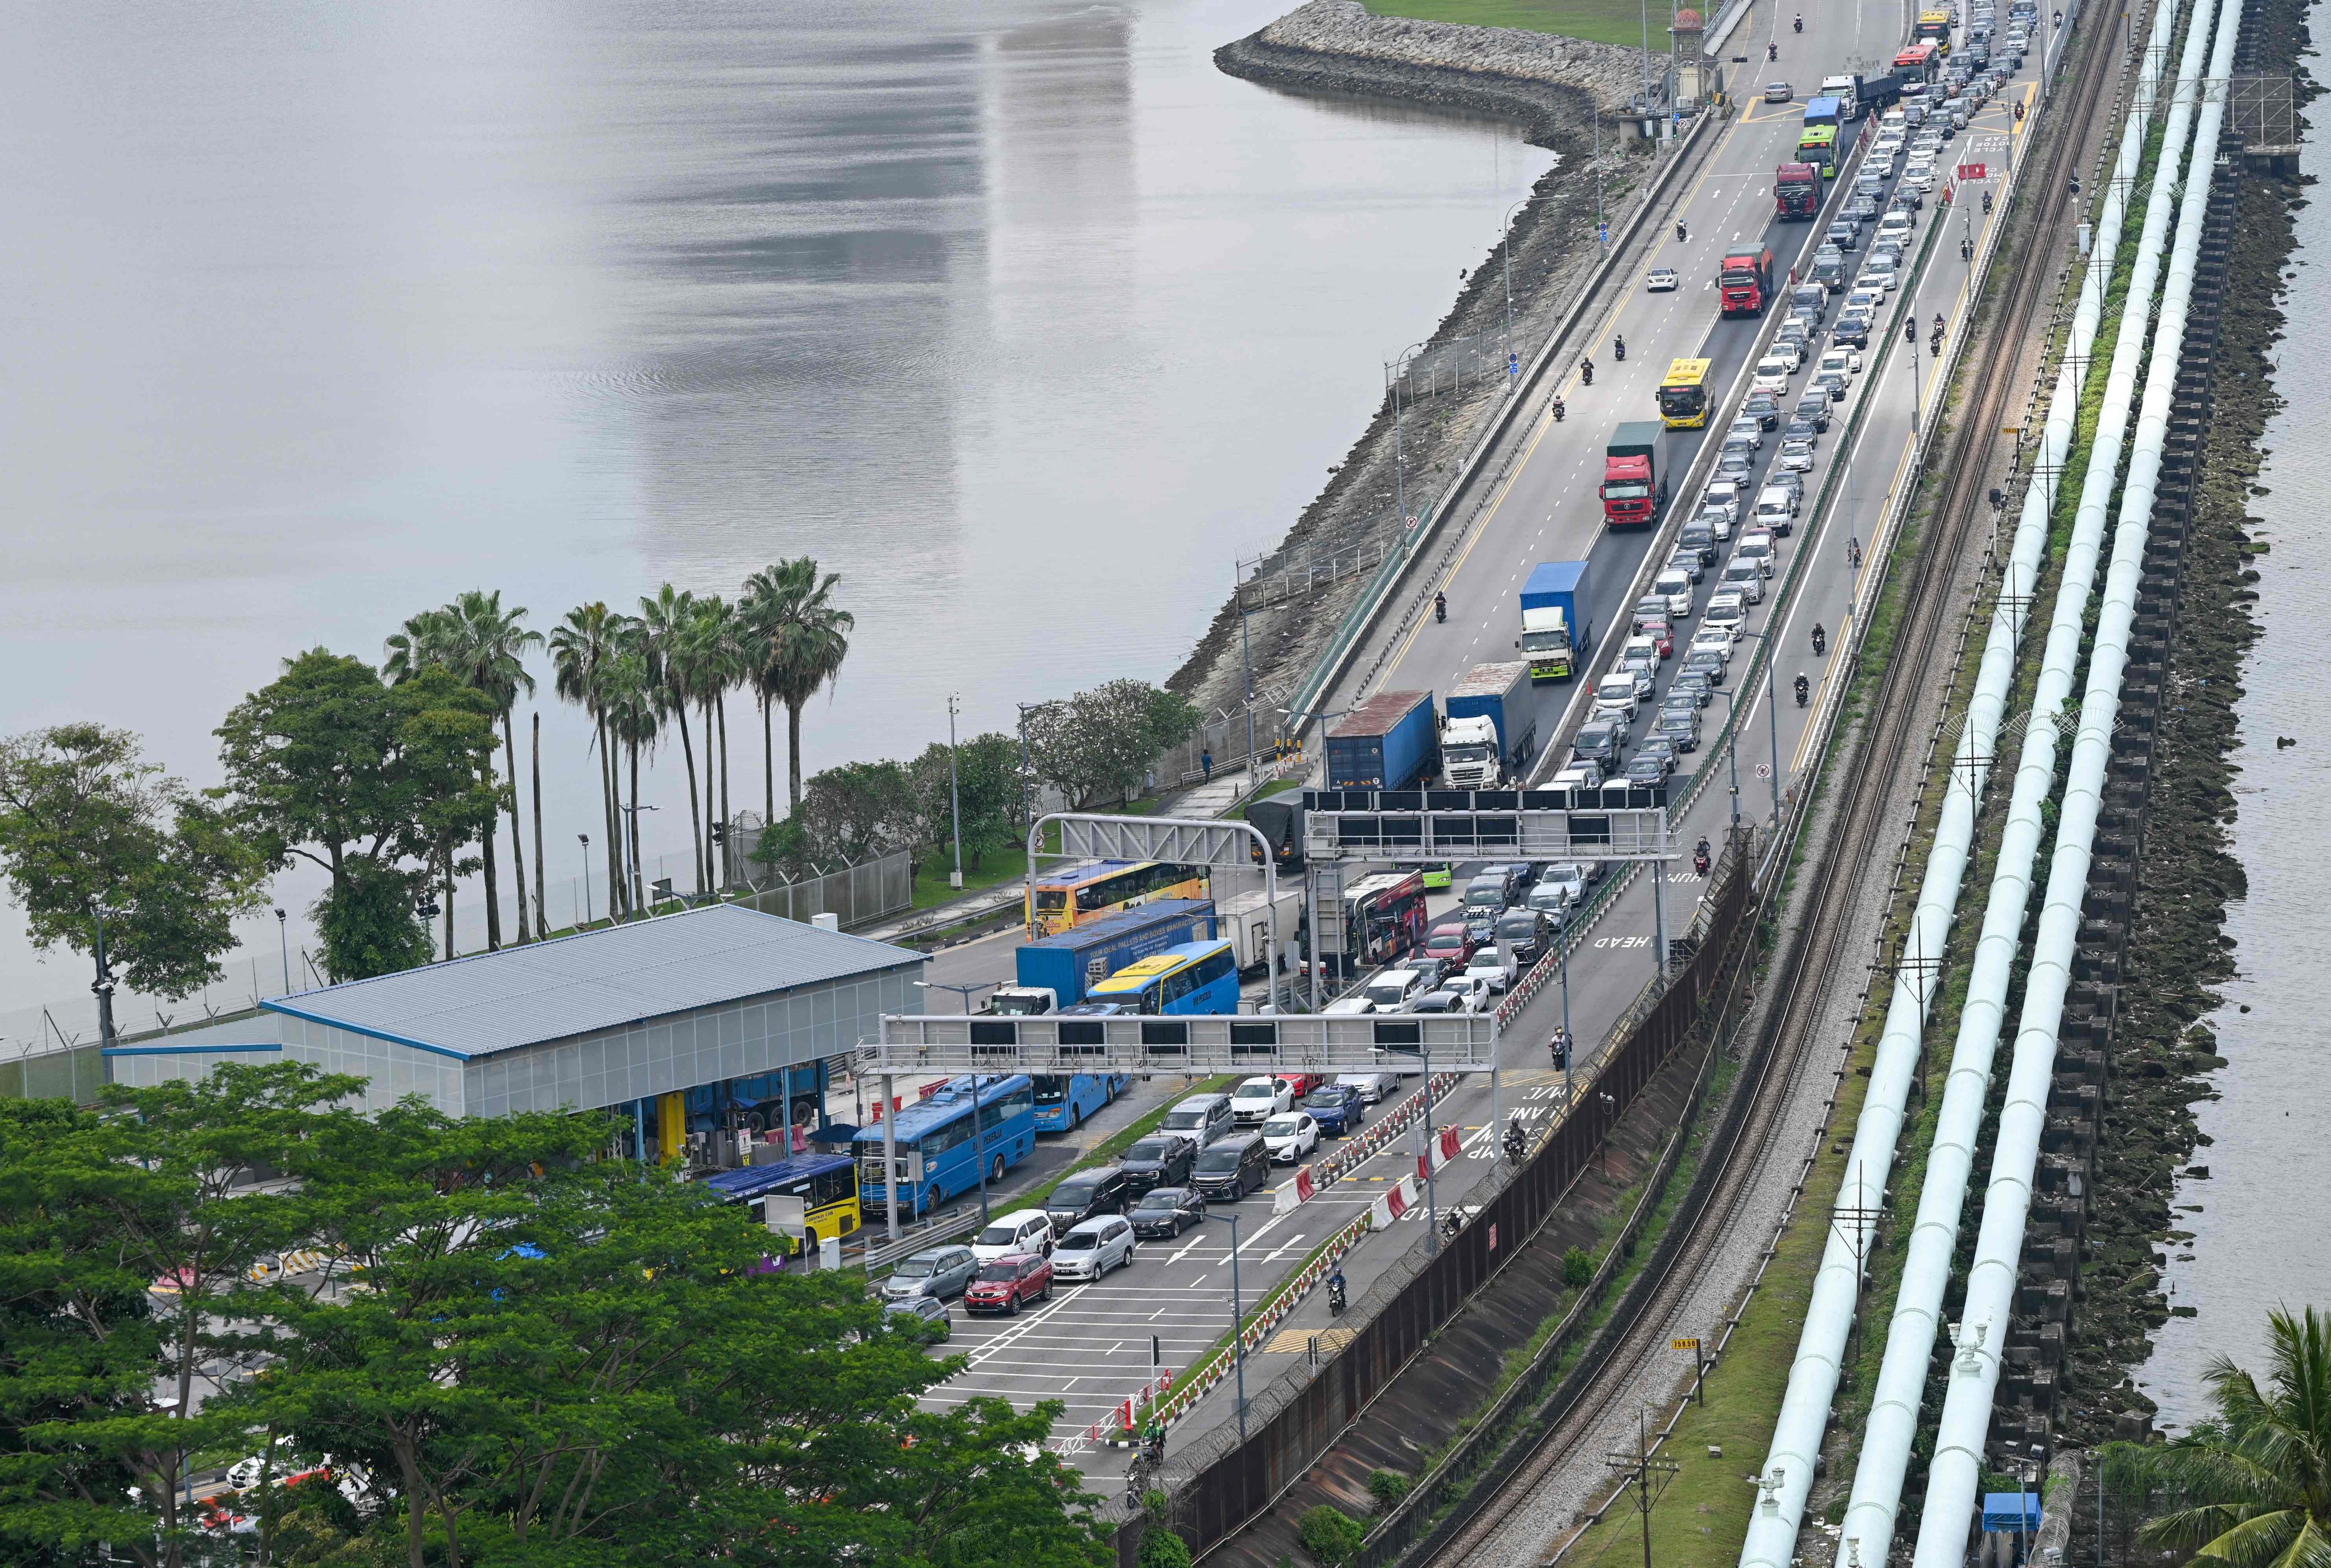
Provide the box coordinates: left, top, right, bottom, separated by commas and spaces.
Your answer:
883, 1244, 979, 1301
1336, 1071, 1401, 1104
1051, 1216, 1138, 1282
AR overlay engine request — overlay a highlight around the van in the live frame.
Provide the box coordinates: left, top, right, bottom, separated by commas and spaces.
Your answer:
972, 1209, 1056, 1263
1653, 568, 1695, 618
1189, 1133, 1272, 1202
1160, 1093, 1235, 1148
1754, 485, 1797, 538
1362, 966, 1430, 1011
1493, 908, 1553, 964
1703, 595, 1748, 635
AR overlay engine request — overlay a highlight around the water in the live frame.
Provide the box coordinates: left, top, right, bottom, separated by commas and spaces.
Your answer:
0, 0, 1552, 1018
2145, 64, 2331, 1428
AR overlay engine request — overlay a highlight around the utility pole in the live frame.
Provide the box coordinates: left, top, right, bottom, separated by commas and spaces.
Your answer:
947, 693, 965, 890
579, 834, 594, 927
1606, 1409, 1681, 1568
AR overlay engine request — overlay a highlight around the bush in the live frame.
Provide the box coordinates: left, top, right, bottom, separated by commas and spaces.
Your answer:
1297, 1504, 1366, 1565
1138, 1524, 1194, 1568
1366, 1468, 1412, 1512
1562, 1246, 1594, 1289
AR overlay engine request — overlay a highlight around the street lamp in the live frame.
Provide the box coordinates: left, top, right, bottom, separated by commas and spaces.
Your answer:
579, 834, 594, 928
1732, 628, 1785, 824
1712, 688, 1746, 834
1598, 1089, 1618, 1175
918, 980, 1001, 1224
1218, 1208, 1251, 1444
274, 908, 291, 995
947, 694, 966, 890
618, 802, 659, 916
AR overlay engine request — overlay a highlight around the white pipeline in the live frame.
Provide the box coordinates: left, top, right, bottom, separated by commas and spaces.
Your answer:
1833, 0, 2211, 1553
1911, 0, 2246, 1559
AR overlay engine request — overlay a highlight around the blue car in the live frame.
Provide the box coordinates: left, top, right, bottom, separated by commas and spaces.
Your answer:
1300, 1084, 1367, 1137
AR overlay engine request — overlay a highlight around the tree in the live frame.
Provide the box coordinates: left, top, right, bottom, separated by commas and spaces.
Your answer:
1026, 680, 1202, 810
908, 731, 1022, 866
1297, 1504, 1365, 1565
216, 650, 500, 981
550, 602, 631, 919
2104, 1305, 2331, 1568
742, 558, 855, 817
0, 725, 268, 1006
639, 585, 708, 895
601, 636, 661, 909
762, 760, 919, 871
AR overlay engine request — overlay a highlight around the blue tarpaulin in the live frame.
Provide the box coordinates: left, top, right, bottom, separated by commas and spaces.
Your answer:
1983, 1493, 2042, 1533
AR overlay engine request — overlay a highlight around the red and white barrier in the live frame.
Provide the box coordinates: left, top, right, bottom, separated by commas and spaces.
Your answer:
1272, 1163, 1318, 1216
1416, 1123, 1461, 1181
1369, 1174, 1424, 1231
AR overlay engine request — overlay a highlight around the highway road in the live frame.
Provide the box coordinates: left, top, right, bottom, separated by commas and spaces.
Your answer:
907, 0, 2052, 1484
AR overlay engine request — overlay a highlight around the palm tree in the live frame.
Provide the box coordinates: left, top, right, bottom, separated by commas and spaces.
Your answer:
550, 603, 628, 917
684, 596, 744, 890
382, 607, 491, 952
2109, 1306, 2331, 1568
637, 585, 705, 895
601, 641, 660, 911
437, 590, 544, 945
742, 559, 855, 817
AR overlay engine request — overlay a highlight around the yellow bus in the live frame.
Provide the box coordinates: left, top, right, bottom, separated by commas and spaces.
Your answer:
1027, 859, 1208, 937
1658, 358, 1715, 428
1914, 9, 1953, 50
1085, 939, 1241, 1015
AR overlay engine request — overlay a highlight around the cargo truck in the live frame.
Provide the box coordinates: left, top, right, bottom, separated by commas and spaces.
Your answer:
1857, 74, 1904, 115
1441, 661, 1536, 787
1326, 690, 1437, 790
1518, 561, 1594, 683
1244, 795, 1305, 869
1217, 884, 1304, 975
1775, 160, 1822, 219
994, 899, 1218, 1014
1720, 244, 1776, 316
1819, 72, 1865, 114
1600, 421, 1669, 528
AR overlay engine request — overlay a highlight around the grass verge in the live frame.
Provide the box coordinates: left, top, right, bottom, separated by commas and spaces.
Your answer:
1360, 0, 1656, 47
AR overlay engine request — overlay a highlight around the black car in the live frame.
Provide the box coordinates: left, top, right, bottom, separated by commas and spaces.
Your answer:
1493, 906, 1553, 964
1789, 283, 1827, 321
1572, 721, 1624, 770
1831, 316, 1870, 352
1042, 1166, 1135, 1230
1623, 754, 1670, 787
1743, 390, 1784, 429
1682, 648, 1728, 687
1655, 709, 1701, 754
1301, 1084, 1366, 1136
1672, 669, 1715, 705
1679, 520, 1720, 565
1127, 1186, 1207, 1240
1119, 1133, 1197, 1194
1826, 220, 1859, 251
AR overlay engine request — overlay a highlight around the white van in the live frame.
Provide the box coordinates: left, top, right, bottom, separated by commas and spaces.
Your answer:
1703, 595, 1748, 636
1754, 485, 1798, 537
972, 1209, 1057, 1262
1734, 533, 1778, 577
1652, 567, 1695, 618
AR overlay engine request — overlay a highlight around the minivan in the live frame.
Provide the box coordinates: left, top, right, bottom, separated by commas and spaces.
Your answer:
972, 1209, 1056, 1263
1160, 1093, 1235, 1147
1653, 568, 1695, 618
1734, 533, 1778, 577
1754, 485, 1797, 537
1494, 907, 1555, 963
1190, 1133, 1272, 1202
1362, 966, 1430, 1011
1572, 721, 1624, 769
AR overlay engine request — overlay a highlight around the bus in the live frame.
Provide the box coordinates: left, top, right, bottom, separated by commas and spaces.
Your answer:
1328, 870, 1430, 979
1658, 359, 1715, 428
1033, 1072, 1132, 1132
1796, 123, 1840, 177
1914, 9, 1954, 50
854, 1075, 1037, 1220
1892, 42, 1941, 81
1086, 939, 1241, 1014
698, 1151, 862, 1254
1027, 859, 1208, 937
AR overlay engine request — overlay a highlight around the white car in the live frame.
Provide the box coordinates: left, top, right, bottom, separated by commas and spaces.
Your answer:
1703, 594, 1748, 636
1437, 974, 1494, 1013
1719, 559, 1768, 602
1752, 356, 1794, 394
1231, 1075, 1293, 1124
1863, 261, 1899, 293
1766, 338, 1806, 373
1050, 1216, 1137, 1281
1779, 437, 1816, 473
1463, 952, 1515, 994
1261, 1113, 1322, 1163
1653, 567, 1695, 618
971, 1209, 1055, 1263
1734, 535, 1778, 577
1818, 348, 1864, 380
1337, 1071, 1401, 1103
1689, 622, 1737, 661
1726, 415, 1765, 450
1647, 266, 1682, 291
1845, 286, 1885, 317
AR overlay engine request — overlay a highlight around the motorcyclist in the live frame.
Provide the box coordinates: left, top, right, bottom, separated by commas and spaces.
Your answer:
1812, 622, 1827, 656
1550, 1026, 1571, 1068
1580, 356, 1595, 385
1934, 312, 1946, 333
1848, 536, 1863, 567
1769, 40, 1779, 60
1434, 591, 1447, 623
1503, 1119, 1527, 1161
1553, 396, 1567, 422
1327, 1267, 1349, 1314
1794, 11, 1803, 29
1693, 837, 1712, 875
1613, 334, 1627, 361
1676, 219, 1688, 242
1962, 237, 1974, 262
1983, 190, 1995, 214
1794, 672, 1811, 706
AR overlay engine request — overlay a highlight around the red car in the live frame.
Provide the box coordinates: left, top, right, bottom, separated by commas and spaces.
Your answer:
1639, 619, 1676, 657
1276, 1073, 1323, 1098
963, 1253, 1054, 1316
1422, 917, 1476, 969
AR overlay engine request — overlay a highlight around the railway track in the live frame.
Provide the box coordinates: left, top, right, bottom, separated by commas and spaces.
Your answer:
1423, 17, 2136, 1565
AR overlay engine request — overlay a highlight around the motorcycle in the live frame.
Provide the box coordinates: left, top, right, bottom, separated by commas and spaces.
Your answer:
1769, 40, 1779, 61
1613, 335, 1627, 362
1549, 1028, 1571, 1069
1434, 592, 1448, 624
1794, 13, 1803, 30
1983, 190, 1995, 215
1676, 219, 1688, 242
1580, 357, 1595, 385
1794, 673, 1811, 707
1812, 622, 1827, 657
1553, 397, 1567, 422
1327, 1270, 1349, 1316
1848, 536, 1863, 568
1503, 1120, 1527, 1163
1693, 839, 1712, 876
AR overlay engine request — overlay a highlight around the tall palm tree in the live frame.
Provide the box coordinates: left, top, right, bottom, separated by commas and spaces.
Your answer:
637, 585, 706, 895
684, 596, 744, 890
437, 590, 544, 945
601, 641, 660, 911
550, 603, 628, 917
742, 558, 855, 817
382, 607, 492, 952
2110, 1306, 2331, 1568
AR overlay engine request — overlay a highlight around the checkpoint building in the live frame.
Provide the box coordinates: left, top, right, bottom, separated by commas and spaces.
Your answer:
108, 904, 924, 1157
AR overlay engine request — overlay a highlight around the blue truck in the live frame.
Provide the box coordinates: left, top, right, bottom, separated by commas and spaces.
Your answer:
990, 898, 1217, 1015
1518, 561, 1594, 683
1440, 661, 1537, 787
1326, 690, 1437, 791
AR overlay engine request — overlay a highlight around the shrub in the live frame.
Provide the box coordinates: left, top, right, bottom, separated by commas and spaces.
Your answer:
1298, 1504, 1366, 1565
1367, 1468, 1412, 1512
1138, 1525, 1194, 1568
1562, 1245, 1594, 1289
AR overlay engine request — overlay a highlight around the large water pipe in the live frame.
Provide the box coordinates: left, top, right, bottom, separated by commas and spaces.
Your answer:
1909, 0, 2246, 1560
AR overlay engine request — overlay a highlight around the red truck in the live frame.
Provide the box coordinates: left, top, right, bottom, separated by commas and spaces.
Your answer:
1720, 243, 1776, 316
1775, 162, 1821, 220
1600, 421, 1667, 529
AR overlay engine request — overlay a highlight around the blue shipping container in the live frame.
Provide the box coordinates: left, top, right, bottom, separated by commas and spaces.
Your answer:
1326, 690, 1437, 791
1014, 899, 1218, 1006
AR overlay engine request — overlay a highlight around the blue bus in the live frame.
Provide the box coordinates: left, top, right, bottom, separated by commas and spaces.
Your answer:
1033, 1071, 1133, 1133
697, 1151, 863, 1252
853, 1075, 1036, 1219
1084, 939, 1241, 1015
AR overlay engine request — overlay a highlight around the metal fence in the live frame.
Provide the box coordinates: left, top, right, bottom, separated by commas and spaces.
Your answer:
0, 1041, 107, 1105
729, 850, 913, 930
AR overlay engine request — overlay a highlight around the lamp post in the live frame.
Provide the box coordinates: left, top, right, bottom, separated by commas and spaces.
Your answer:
1733, 629, 1785, 824
579, 834, 594, 927
1419, 1044, 1441, 1253
1598, 1088, 1618, 1175
945, 694, 967, 890
918, 980, 1000, 1224
1220, 1208, 1250, 1444
618, 801, 658, 916
274, 908, 291, 995
1713, 688, 1745, 833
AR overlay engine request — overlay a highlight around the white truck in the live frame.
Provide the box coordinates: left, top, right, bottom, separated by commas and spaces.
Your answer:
1440, 660, 1536, 787
1440, 712, 1503, 788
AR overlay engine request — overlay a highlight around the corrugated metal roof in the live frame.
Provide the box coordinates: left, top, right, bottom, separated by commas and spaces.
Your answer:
264, 904, 920, 1060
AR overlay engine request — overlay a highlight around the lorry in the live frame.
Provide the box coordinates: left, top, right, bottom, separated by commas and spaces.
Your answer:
1518, 561, 1594, 684
1819, 72, 1865, 114
1720, 243, 1777, 316
1216, 884, 1304, 975
1775, 160, 1822, 219
1441, 661, 1536, 787
994, 899, 1218, 1014
1326, 690, 1437, 791
1857, 74, 1904, 116
1600, 421, 1669, 529
1245, 795, 1305, 869
1801, 94, 1844, 131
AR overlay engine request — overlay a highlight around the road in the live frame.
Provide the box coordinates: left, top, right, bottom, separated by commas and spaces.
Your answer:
907, 2, 2050, 1485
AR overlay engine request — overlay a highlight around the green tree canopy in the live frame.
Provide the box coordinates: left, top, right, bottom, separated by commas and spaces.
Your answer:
909, 731, 1023, 865
1027, 680, 1201, 810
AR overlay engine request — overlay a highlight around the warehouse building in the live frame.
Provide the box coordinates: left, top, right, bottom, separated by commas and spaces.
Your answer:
108, 904, 923, 1155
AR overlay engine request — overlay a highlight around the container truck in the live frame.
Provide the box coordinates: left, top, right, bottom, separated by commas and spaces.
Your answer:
1819, 72, 1865, 114
1600, 421, 1668, 529
1441, 661, 1536, 787
1518, 561, 1593, 683
1216, 884, 1304, 975
1720, 243, 1776, 316
1775, 161, 1822, 219
993, 899, 1218, 1014
1326, 690, 1437, 791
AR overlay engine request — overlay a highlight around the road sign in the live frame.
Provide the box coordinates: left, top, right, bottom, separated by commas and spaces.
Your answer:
1672, 1337, 1701, 1351
1755, 762, 1774, 779
1956, 162, 1989, 179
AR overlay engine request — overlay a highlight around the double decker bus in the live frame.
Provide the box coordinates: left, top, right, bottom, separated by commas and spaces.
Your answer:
1027, 858, 1208, 937
854, 1075, 1037, 1219
1326, 869, 1430, 979
1914, 9, 1954, 50
700, 1151, 863, 1254
1658, 358, 1715, 429
1085, 939, 1241, 1014
1796, 123, 1840, 177
1892, 42, 1942, 81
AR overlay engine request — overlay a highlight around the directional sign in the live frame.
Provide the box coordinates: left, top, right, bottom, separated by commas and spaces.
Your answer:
1672, 1337, 1702, 1351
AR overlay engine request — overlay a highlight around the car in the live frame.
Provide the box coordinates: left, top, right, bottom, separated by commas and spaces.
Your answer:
1050, 1216, 1137, 1281
1733, 535, 1778, 578
1811, 253, 1848, 291
1779, 437, 1816, 473
1845, 285, 1884, 317
1767, 337, 1806, 373
1813, 368, 1851, 402
1654, 709, 1700, 753
1726, 415, 1765, 450
1751, 356, 1793, 394
1789, 283, 1828, 321
1301, 1083, 1367, 1134
1647, 266, 1682, 291
1653, 567, 1695, 618
883, 1244, 980, 1302
1775, 319, 1811, 355
1623, 754, 1671, 787
964, 1252, 1055, 1315
1466, 862, 1533, 908
1160, 1093, 1234, 1147
1191, 1131, 1270, 1203
1718, 559, 1766, 602
1128, 1186, 1207, 1239
1637, 620, 1676, 658
1437, 972, 1495, 1012
1464, 943, 1521, 993
1633, 594, 1674, 633
1043, 1166, 1136, 1230
972, 1208, 1056, 1262
1337, 1071, 1401, 1104
1702, 480, 1744, 526
1230, 1075, 1294, 1125
1715, 447, 1756, 483
1783, 416, 1820, 448
1765, 80, 1794, 101
1673, 668, 1716, 705
1703, 595, 1748, 639
1690, 623, 1738, 661
1421, 917, 1477, 968
1572, 721, 1624, 770
1678, 520, 1720, 565
1120, 1133, 1198, 1194
1682, 647, 1729, 686
1743, 389, 1784, 428
1637, 734, 1679, 770
883, 1294, 953, 1339
1359, 965, 1425, 1012
1826, 220, 1860, 251
1395, 954, 1450, 989
1408, 990, 1462, 1015
1594, 673, 1641, 723
1862, 260, 1898, 293
1831, 315, 1870, 352
1844, 194, 1881, 223
1260, 1112, 1321, 1163
1551, 760, 1599, 793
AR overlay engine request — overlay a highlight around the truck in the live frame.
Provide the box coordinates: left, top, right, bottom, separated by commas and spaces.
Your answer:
1819, 72, 1865, 114
1720, 243, 1776, 316
995, 899, 1218, 1014
1857, 74, 1904, 116
1244, 795, 1305, 869
1326, 690, 1437, 791
1801, 94, 1844, 131
1518, 561, 1594, 684
1441, 661, 1536, 787
1600, 421, 1669, 529
1775, 160, 1822, 219
1216, 884, 1304, 975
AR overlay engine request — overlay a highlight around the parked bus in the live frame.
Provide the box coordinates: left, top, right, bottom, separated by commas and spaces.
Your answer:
1892, 42, 1941, 81
1085, 939, 1241, 1015
854, 1075, 1037, 1220
1658, 358, 1715, 429
698, 1151, 862, 1253
1796, 123, 1840, 177
1033, 1072, 1133, 1132
1027, 859, 1208, 937
1914, 9, 1954, 50
1327, 869, 1430, 979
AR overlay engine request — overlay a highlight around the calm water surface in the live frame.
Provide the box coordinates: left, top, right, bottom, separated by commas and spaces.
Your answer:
0, 0, 1551, 1013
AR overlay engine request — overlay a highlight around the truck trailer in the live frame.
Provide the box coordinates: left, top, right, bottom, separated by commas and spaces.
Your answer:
1819, 72, 1865, 114
1326, 690, 1437, 790
996, 899, 1218, 1014
1441, 661, 1536, 787
1518, 562, 1594, 684
1600, 421, 1669, 528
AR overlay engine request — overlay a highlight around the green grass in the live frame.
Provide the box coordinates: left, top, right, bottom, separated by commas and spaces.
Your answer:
1361, 0, 1656, 47
910, 841, 1027, 910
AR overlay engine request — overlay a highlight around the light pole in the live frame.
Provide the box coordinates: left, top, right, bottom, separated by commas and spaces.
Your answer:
1598, 1089, 1618, 1175
918, 980, 1000, 1223
619, 802, 658, 916
1220, 1208, 1250, 1444
1418, 1044, 1441, 1253
579, 834, 594, 927
1499, 195, 1544, 378
1733, 629, 1785, 823
1713, 688, 1745, 833
1559, 915, 1574, 1107
947, 694, 965, 890
274, 908, 291, 995
1389, 341, 1430, 526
